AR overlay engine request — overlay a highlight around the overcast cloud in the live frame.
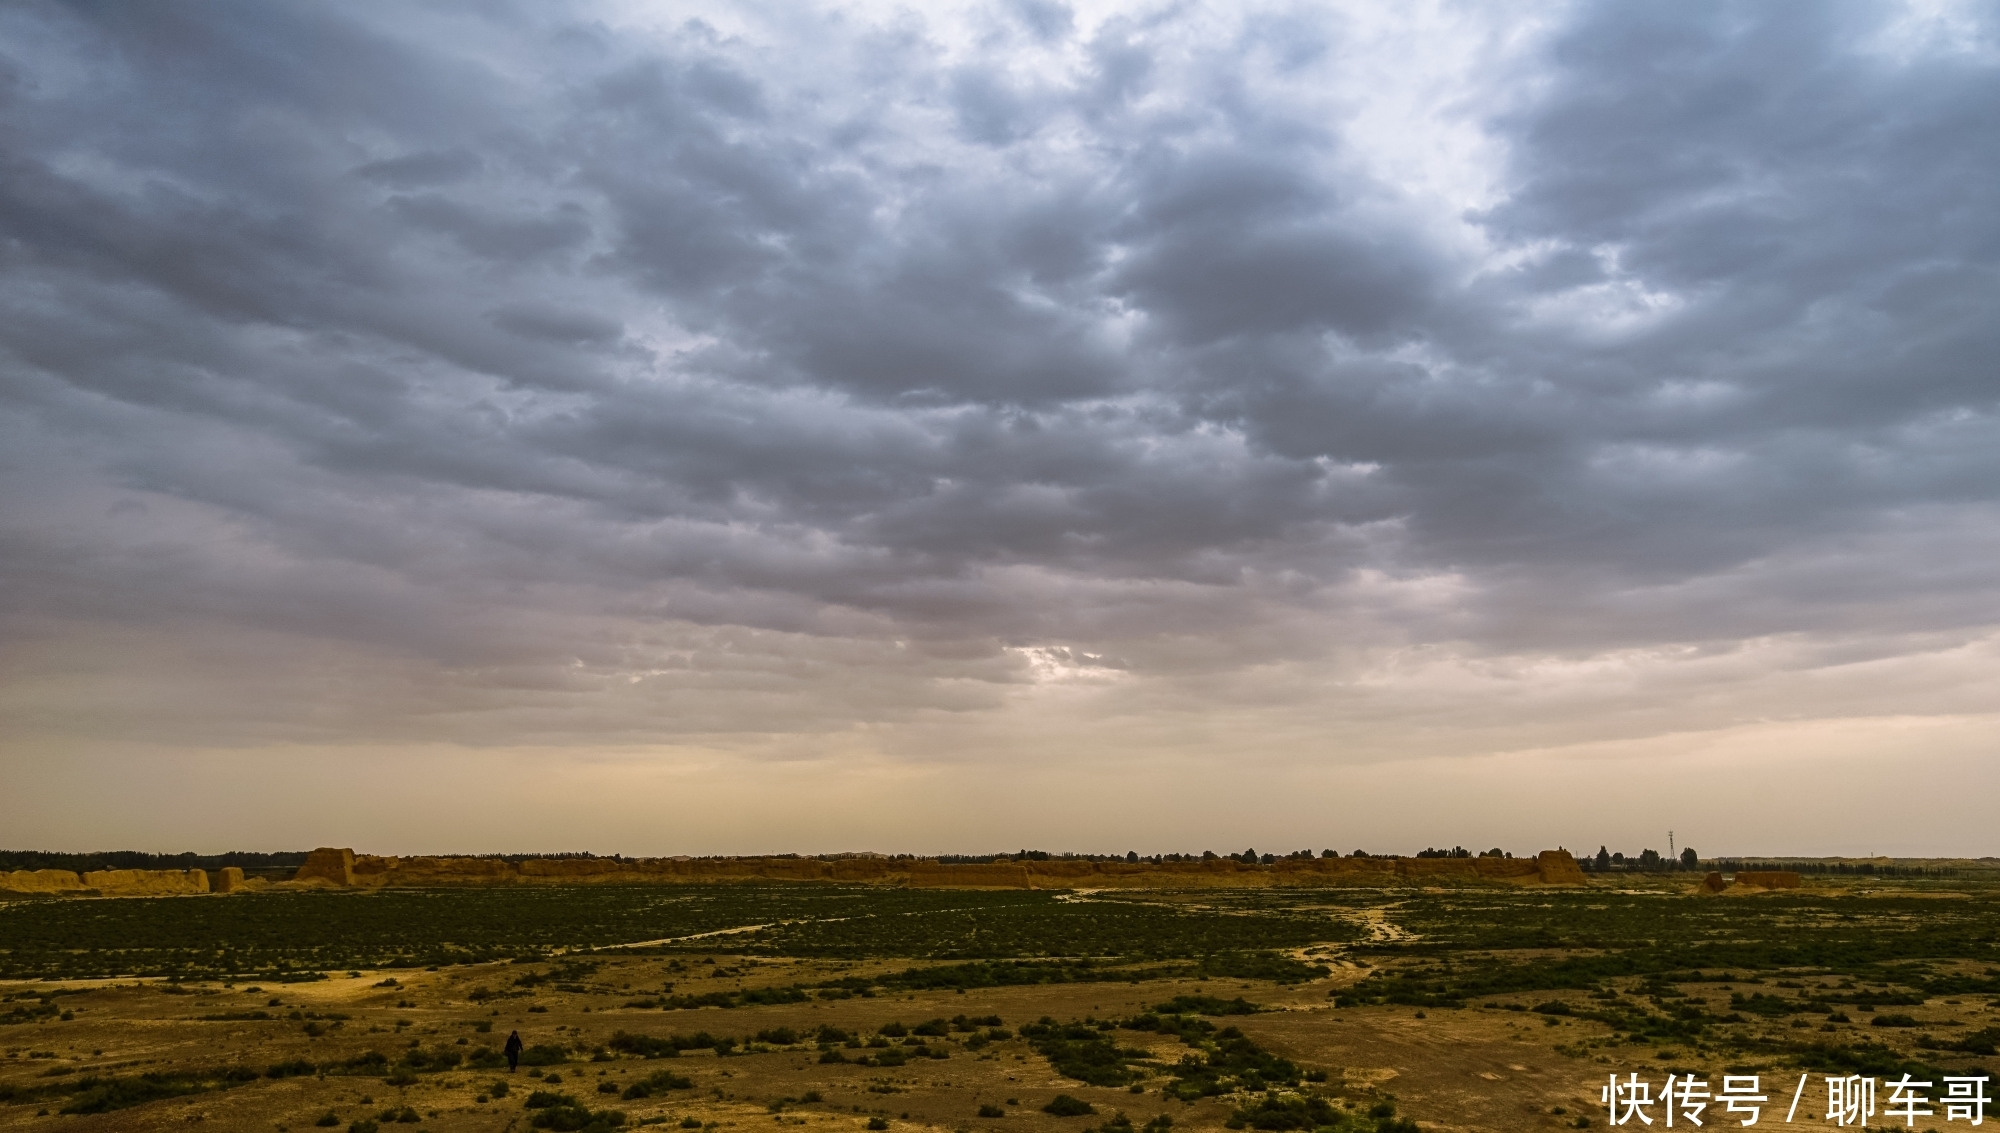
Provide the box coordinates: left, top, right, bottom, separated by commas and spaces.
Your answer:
3, 1, 1996, 855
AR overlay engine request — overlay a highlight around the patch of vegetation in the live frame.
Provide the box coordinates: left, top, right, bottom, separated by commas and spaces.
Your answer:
622, 1070, 695, 1099
526, 1093, 628, 1132
1043, 1094, 1097, 1116
1, 998, 63, 1026
608, 1029, 737, 1058
1160, 1024, 1302, 1100
1196, 954, 1329, 984
0, 884, 1356, 979
654, 984, 812, 1010
520, 1043, 571, 1066
1021, 1018, 1152, 1086
59, 1066, 260, 1114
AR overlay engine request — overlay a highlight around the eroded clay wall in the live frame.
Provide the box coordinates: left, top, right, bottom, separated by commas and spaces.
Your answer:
275, 847, 1587, 890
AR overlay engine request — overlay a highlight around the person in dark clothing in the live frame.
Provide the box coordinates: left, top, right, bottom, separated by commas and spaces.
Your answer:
504, 1029, 524, 1072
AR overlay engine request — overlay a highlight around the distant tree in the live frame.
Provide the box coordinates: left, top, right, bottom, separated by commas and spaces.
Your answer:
1350, 849, 1370, 858
1201, 850, 1218, 860
1596, 846, 1611, 871
1639, 848, 1662, 869
1680, 847, 1699, 870
1240, 848, 1258, 864
1126, 851, 1138, 863
1479, 848, 1504, 858
1321, 849, 1337, 858
1260, 853, 1275, 865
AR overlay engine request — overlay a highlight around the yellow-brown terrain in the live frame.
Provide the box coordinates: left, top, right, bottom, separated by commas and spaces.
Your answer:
4, 863, 1994, 1133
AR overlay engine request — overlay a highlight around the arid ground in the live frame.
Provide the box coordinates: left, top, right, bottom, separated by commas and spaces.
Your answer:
4, 875, 1997, 1132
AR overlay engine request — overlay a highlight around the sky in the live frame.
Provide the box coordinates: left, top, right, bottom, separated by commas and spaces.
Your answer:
2, 0, 1997, 858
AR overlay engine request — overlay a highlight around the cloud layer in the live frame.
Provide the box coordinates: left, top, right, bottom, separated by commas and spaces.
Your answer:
2, 1, 1997, 851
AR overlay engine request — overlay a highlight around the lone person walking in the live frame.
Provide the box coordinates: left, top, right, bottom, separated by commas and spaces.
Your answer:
504, 1029, 524, 1072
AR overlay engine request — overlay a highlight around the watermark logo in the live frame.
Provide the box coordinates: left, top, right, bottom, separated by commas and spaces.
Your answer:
1600, 1073, 1990, 1127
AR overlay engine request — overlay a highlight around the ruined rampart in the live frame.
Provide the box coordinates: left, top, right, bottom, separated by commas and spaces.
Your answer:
2, 848, 1595, 895
1693, 869, 1804, 896
0, 868, 210, 895
1729, 870, 1802, 890
281, 847, 1589, 890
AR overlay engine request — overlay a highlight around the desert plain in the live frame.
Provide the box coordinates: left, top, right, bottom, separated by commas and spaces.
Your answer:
3, 852, 1998, 1133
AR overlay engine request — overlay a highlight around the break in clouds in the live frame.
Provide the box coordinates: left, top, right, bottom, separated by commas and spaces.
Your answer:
2, 1, 1998, 765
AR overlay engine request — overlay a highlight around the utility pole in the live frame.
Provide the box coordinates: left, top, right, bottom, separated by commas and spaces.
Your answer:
1669, 831, 1675, 861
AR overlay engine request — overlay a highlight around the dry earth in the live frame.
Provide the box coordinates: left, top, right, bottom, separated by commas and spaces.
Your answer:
5, 876, 1997, 1132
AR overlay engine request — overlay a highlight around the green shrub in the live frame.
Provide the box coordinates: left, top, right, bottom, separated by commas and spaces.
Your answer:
527, 1091, 578, 1109
621, 1070, 693, 1099
978, 1105, 1005, 1117
608, 1031, 732, 1058
1229, 1094, 1338, 1130
521, 1043, 570, 1066
1043, 1095, 1095, 1117
315, 1114, 340, 1128
531, 1102, 627, 1131
334, 1050, 389, 1075
400, 1046, 463, 1073
1939, 1026, 2000, 1055
867, 1119, 890, 1130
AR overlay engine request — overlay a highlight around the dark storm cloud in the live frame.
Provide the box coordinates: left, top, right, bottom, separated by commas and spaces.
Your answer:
1, 0, 1996, 749
356, 149, 485, 189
